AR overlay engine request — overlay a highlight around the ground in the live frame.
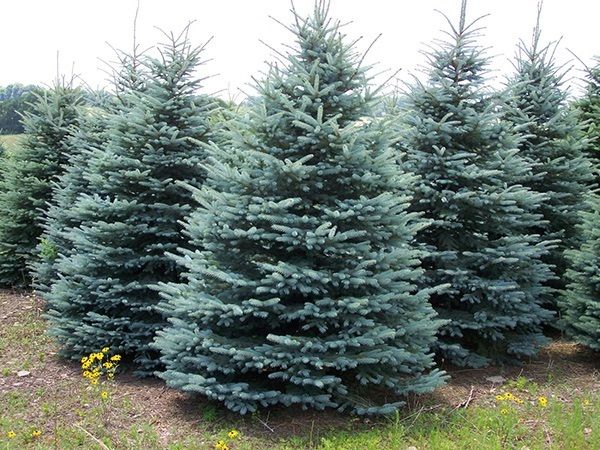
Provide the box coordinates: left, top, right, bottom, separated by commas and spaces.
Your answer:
1, 290, 599, 449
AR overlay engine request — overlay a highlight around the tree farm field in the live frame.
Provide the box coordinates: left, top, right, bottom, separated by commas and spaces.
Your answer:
0, 290, 598, 449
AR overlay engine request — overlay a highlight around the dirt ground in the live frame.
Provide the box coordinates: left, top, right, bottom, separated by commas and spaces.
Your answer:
1, 290, 599, 446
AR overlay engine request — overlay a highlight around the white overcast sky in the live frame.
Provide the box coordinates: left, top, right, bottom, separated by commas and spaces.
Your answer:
2, 0, 599, 99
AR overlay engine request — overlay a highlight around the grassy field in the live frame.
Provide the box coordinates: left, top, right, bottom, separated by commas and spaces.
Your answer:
0, 134, 23, 153
1, 290, 599, 449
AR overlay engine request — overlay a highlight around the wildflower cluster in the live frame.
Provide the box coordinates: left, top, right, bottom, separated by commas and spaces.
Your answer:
494, 391, 551, 409
5, 429, 42, 440
495, 392, 524, 405
80, 347, 121, 385
215, 429, 240, 449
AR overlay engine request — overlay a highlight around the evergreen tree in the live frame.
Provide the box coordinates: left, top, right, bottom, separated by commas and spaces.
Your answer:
33, 109, 110, 295
560, 194, 600, 351
574, 56, 600, 164
0, 80, 84, 287
560, 57, 600, 351
400, 1, 553, 367
155, 1, 444, 416
33, 51, 148, 296
503, 10, 594, 296
45, 31, 214, 374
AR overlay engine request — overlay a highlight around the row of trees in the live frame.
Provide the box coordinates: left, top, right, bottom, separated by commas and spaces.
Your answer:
0, 84, 44, 134
0, 0, 598, 414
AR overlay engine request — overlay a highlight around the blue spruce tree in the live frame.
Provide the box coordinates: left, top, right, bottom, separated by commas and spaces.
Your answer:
400, 1, 553, 367
503, 8, 594, 297
560, 57, 600, 351
560, 194, 600, 351
0, 80, 85, 287
33, 51, 148, 296
45, 31, 215, 374
155, 1, 445, 415
574, 56, 600, 165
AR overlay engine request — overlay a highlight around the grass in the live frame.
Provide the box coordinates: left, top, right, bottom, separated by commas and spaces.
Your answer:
0, 134, 23, 153
1, 290, 599, 449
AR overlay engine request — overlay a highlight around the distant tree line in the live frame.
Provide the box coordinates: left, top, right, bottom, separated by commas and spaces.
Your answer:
0, 84, 43, 134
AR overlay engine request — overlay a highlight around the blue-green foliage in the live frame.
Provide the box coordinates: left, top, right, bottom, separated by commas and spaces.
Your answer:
574, 57, 600, 166
33, 51, 149, 296
44, 31, 215, 374
0, 80, 85, 287
154, 1, 445, 415
33, 109, 110, 295
400, 1, 554, 368
560, 58, 600, 351
561, 194, 600, 351
503, 15, 594, 297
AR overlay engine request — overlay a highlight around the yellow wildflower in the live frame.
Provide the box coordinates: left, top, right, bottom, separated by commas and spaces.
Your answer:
110, 354, 122, 362
583, 399, 591, 406
103, 362, 114, 369
228, 429, 240, 439
81, 361, 91, 369
215, 440, 229, 450
32, 429, 42, 437
495, 394, 505, 401
101, 391, 109, 400
514, 398, 524, 405
500, 408, 509, 415
90, 378, 98, 385
6, 430, 16, 439
538, 396, 548, 407
102, 347, 110, 353
81, 356, 88, 363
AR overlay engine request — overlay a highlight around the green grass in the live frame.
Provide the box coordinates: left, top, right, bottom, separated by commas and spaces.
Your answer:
1, 393, 598, 449
0, 134, 23, 154
1, 292, 599, 449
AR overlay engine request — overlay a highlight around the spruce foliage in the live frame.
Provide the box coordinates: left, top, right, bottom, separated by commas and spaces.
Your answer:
400, 1, 553, 367
560, 57, 600, 351
561, 194, 600, 351
33, 109, 110, 295
155, 1, 445, 415
0, 80, 84, 287
45, 30, 214, 374
33, 51, 148, 296
503, 9, 594, 295
575, 56, 600, 164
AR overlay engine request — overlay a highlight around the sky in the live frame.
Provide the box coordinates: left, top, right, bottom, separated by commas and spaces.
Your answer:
2, 0, 599, 100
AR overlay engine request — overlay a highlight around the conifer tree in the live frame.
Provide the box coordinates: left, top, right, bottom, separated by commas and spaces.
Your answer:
33, 51, 148, 296
45, 31, 214, 374
559, 57, 600, 351
155, 1, 444, 416
503, 9, 594, 296
33, 109, 110, 295
560, 194, 600, 351
400, 1, 553, 367
0, 81, 84, 287
575, 56, 600, 164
